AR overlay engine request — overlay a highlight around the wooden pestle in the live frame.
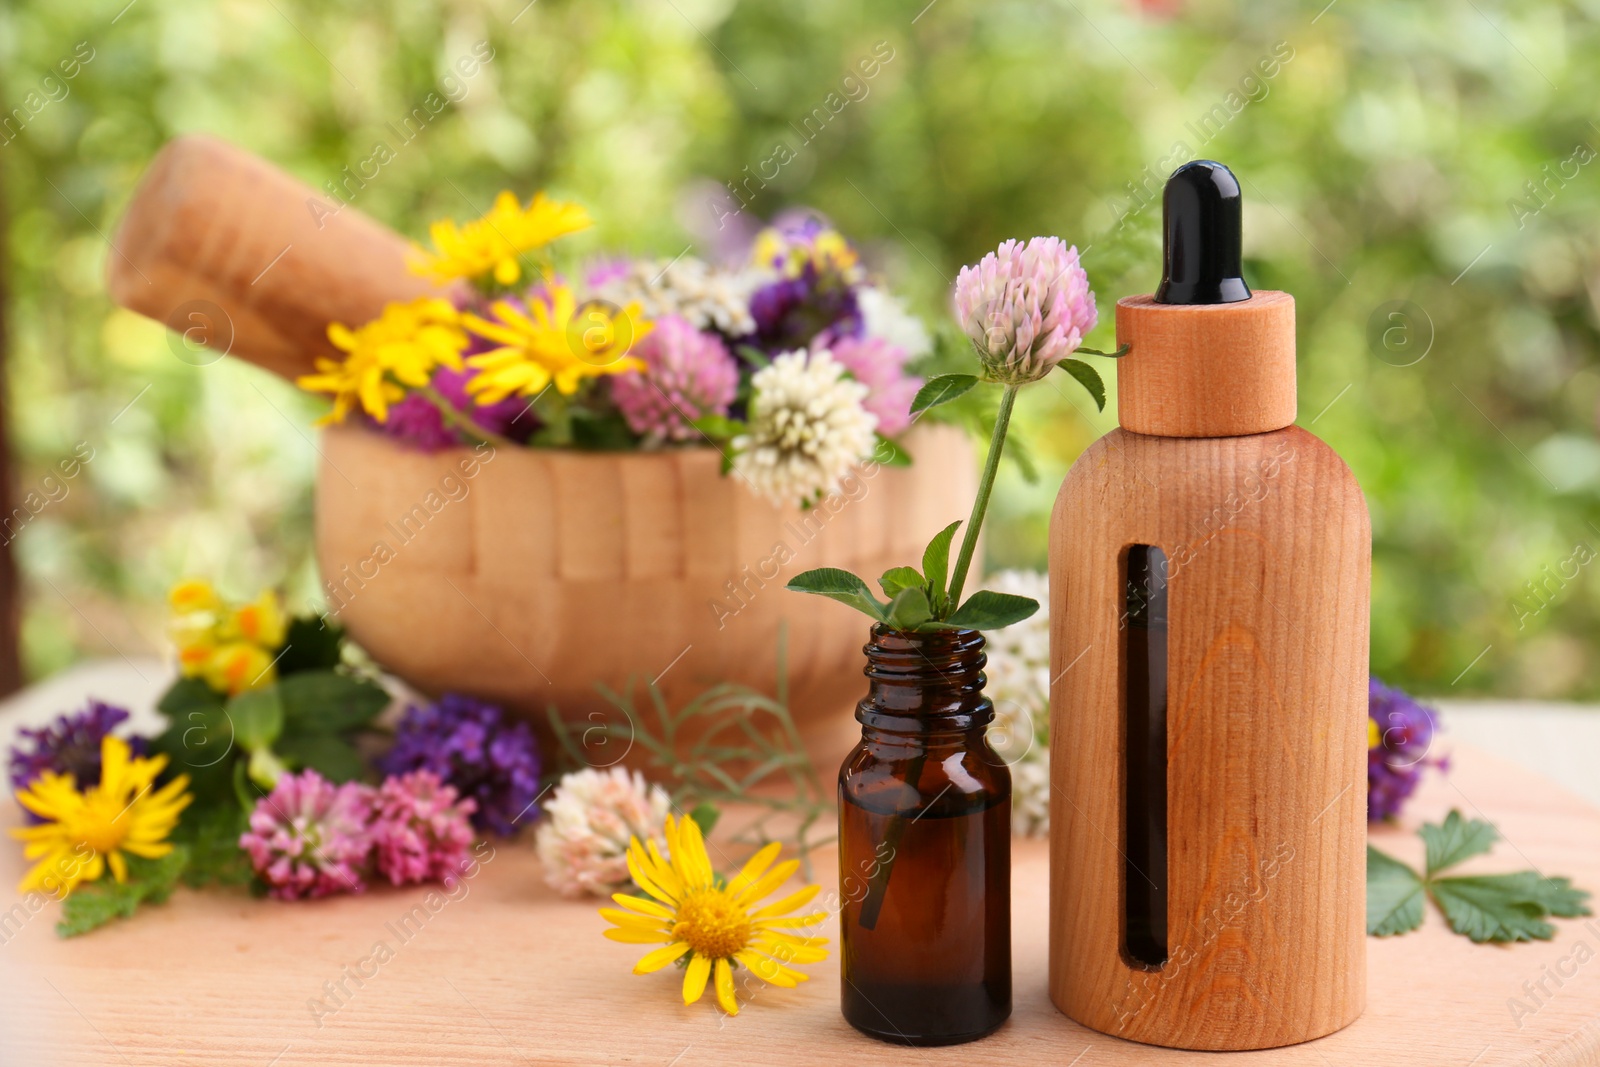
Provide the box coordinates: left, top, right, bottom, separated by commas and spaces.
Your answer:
106, 135, 451, 382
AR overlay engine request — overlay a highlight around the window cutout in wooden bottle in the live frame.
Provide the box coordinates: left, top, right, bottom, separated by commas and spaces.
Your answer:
1123, 544, 1169, 968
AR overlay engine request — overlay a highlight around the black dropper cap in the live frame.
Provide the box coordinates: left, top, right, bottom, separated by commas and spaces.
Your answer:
1154, 160, 1251, 305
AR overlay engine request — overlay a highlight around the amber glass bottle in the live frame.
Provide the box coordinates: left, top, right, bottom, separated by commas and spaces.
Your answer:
838, 625, 1012, 1046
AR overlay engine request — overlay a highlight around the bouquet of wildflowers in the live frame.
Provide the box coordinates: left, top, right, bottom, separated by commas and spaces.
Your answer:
297, 194, 934, 509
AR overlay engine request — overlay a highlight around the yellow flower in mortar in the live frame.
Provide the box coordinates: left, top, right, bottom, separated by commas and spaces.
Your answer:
412, 190, 593, 288
297, 298, 467, 424
462, 284, 651, 403
204, 641, 277, 696
600, 813, 829, 1016
226, 589, 287, 649
11, 737, 191, 897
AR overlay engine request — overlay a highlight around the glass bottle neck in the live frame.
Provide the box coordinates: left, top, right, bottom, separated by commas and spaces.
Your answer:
857, 625, 993, 740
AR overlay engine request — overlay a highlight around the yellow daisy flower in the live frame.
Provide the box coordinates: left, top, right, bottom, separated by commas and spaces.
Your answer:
462, 285, 651, 403
412, 190, 593, 288
10, 737, 191, 898
297, 298, 467, 424
600, 813, 829, 1016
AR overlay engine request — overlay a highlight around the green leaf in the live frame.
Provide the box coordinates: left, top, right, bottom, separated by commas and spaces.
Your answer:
878, 566, 925, 599
571, 410, 639, 450
227, 687, 284, 751
1430, 875, 1558, 943
944, 590, 1041, 631
275, 615, 345, 675
1073, 343, 1132, 358
1366, 845, 1426, 937
735, 344, 771, 368
276, 732, 367, 783
1057, 359, 1106, 411
1517, 873, 1594, 918
885, 587, 934, 631
873, 433, 912, 466
1419, 810, 1499, 876
910, 373, 979, 415
57, 848, 189, 938
157, 676, 227, 718
784, 568, 887, 622
275, 671, 389, 732
921, 521, 962, 611
169, 806, 253, 889
689, 802, 721, 838
691, 414, 746, 441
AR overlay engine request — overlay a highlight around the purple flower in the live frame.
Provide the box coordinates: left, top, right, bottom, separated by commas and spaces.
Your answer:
380, 694, 541, 837
611, 316, 740, 442
819, 331, 923, 438
370, 770, 478, 887
8, 701, 144, 812
239, 770, 375, 900
953, 237, 1097, 385
747, 215, 864, 352
1368, 678, 1448, 822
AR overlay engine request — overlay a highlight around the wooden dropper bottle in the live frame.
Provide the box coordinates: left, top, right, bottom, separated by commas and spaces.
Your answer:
1047, 160, 1369, 1050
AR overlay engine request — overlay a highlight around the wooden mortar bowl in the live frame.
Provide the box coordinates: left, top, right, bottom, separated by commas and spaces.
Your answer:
314, 423, 976, 765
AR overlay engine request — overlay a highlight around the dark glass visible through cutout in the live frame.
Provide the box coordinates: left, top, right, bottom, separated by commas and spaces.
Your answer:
1124, 544, 1169, 968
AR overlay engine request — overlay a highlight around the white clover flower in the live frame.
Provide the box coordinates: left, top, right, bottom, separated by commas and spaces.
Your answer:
595, 256, 760, 337
980, 569, 1052, 837
857, 285, 932, 359
533, 767, 671, 898
732, 350, 878, 507
1011, 751, 1052, 839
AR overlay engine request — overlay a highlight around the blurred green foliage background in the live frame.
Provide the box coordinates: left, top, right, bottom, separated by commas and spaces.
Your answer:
2, 0, 1598, 698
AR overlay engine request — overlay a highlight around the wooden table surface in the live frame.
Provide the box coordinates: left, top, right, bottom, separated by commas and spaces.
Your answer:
2, 738, 1599, 1066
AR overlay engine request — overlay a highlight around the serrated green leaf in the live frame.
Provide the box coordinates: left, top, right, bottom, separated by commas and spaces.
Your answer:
1420, 809, 1499, 877
57, 848, 189, 938
910, 373, 979, 415
170, 805, 253, 889
944, 590, 1040, 631
227, 688, 284, 751
784, 568, 887, 622
1058, 359, 1106, 411
1366, 845, 1426, 937
1430, 875, 1557, 943
275, 671, 389, 732
921, 521, 962, 612
689, 802, 721, 838
873, 433, 912, 466
885, 587, 934, 631
1518, 873, 1594, 918
878, 566, 925, 599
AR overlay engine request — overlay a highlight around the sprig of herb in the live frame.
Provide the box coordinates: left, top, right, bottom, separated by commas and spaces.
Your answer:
546, 632, 830, 874
1368, 809, 1591, 943
57, 848, 189, 938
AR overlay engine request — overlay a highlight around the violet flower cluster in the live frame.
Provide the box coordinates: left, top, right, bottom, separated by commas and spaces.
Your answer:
8, 700, 145, 822
239, 768, 478, 900
379, 694, 541, 837
1368, 678, 1449, 822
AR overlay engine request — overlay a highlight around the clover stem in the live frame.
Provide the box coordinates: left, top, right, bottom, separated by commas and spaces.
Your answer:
945, 384, 1018, 612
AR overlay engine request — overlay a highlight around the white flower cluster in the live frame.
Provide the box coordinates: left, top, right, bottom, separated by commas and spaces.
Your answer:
981, 569, 1052, 838
596, 256, 761, 337
533, 767, 671, 898
857, 285, 932, 359
732, 350, 878, 507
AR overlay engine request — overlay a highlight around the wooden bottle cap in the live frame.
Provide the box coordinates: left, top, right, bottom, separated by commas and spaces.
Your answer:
1115, 289, 1296, 438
